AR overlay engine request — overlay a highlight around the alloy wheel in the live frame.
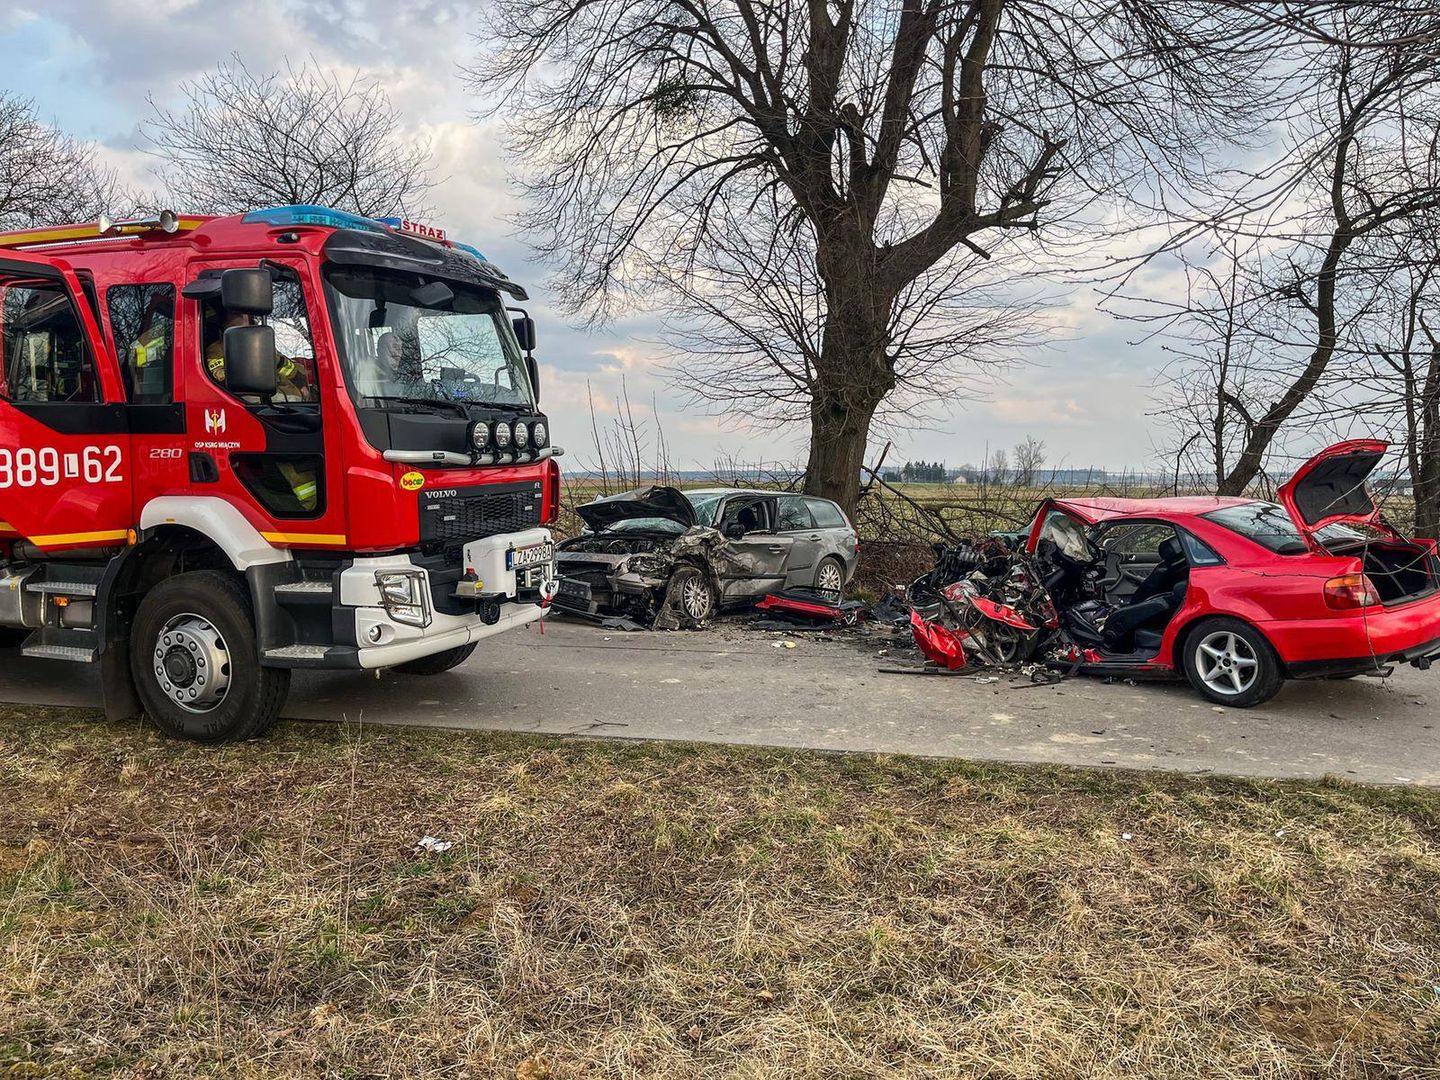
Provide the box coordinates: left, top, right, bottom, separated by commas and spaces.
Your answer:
680, 576, 713, 620
817, 560, 844, 595
153, 612, 233, 714
1194, 630, 1258, 697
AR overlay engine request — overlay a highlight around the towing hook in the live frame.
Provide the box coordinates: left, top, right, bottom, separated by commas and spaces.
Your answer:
1414, 655, 1433, 671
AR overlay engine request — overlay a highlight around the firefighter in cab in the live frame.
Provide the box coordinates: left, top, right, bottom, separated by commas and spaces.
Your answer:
203, 310, 319, 512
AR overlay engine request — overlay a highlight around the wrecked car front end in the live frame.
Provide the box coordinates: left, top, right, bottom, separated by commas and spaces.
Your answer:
554, 486, 731, 628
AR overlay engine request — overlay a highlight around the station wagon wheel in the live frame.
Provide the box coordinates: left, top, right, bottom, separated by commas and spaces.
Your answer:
815, 556, 845, 599
1180, 617, 1284, 709
668, 565, 716, 624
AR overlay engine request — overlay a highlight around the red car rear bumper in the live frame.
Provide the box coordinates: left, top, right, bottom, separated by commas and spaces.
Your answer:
1262, 594, 1440, 677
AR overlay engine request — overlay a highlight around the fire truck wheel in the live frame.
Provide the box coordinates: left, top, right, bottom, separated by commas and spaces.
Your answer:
393, 643, 478, 675
131, 571, 290, 743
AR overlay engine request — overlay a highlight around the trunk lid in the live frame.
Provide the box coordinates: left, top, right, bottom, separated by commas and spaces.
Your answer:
1277, 439, 1398, 551
575, 485, 696, 532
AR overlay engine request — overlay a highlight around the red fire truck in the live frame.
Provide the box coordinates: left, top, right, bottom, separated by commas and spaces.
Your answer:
0, 206, 561, 742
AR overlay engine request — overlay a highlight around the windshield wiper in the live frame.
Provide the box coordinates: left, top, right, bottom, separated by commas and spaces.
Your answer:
367, 395, 470, 417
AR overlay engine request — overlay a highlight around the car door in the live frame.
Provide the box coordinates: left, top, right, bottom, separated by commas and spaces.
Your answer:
715, 494, 792, 599
0, 252, 134, 551
776, 495, 819, 583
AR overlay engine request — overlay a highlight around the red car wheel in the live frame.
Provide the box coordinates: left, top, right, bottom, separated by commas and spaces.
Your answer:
1181, 617, 1284, 708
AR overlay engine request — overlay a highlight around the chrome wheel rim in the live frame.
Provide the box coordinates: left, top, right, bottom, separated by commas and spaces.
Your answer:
1195, 631, 1258, 697
153, 612, 232, 714
817, 561, 843, 595
680, 576, 712, 620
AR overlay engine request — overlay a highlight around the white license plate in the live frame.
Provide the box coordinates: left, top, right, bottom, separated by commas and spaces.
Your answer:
507, 541, 554, 570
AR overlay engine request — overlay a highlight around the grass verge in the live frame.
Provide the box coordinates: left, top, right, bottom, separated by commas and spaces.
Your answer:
2, 707, 1437, 1078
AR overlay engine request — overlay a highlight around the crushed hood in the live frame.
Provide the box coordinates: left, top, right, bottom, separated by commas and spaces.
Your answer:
576, 486, 697, 532
1278, 439, 1395, 548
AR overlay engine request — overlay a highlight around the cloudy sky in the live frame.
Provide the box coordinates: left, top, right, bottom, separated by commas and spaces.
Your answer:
0, 0, 1166, 474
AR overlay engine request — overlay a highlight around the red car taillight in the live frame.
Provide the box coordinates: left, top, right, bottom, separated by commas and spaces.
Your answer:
1323, 572, 1381, 610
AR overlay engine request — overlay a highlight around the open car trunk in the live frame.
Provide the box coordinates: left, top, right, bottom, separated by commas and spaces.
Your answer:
1322, 535, 1438, 605
1281, 440, 1438, 605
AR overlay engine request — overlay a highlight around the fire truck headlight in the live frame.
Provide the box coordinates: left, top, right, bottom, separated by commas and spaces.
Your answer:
514, 421, 530, 449
493, 421, 513, 450
375, 569, 432, 628
469, 421, 490, 451
531, 421, 548, 448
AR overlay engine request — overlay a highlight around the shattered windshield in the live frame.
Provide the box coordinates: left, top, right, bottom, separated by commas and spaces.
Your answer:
688, 495, 723, 527
323, 267, 534, 409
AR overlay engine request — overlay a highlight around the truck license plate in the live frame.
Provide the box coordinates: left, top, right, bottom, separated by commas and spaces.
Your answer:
507, 541, 554, 570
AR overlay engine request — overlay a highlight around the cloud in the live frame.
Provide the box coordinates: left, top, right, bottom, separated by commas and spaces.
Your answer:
988, 396, 1089, 426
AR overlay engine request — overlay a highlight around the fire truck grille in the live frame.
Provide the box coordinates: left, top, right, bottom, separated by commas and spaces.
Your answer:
418, 481, 544, 555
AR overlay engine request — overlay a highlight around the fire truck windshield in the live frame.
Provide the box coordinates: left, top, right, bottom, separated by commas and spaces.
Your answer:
323, 267, 535, 411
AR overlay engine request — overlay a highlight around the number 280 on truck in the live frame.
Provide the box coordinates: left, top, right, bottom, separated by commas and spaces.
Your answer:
0, 206, 562, 741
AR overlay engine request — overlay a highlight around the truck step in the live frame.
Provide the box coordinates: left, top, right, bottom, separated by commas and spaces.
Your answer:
22, 643, 96, 663
263, 643, 359, 669
265, 643, 331, 660
274, 581, 333, 594
273, 581, 334, 607
26, 581, 99, 598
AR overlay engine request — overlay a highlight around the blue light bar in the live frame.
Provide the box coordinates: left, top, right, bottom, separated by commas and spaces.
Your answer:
242, 205, 389, 233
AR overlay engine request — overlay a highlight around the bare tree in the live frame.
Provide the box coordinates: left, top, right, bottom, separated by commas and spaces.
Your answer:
469, 0, 1319, 516
656, 188, 1046, 436
144, 58, 433, 218
0, 94, 124, 229
1013, 435, 1046, 487
1142, 7, 1440, 495
988, 447, 1009, 485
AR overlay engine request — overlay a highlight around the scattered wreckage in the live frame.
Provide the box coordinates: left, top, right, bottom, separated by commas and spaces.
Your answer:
554, 486, 859, 629
904, 440, 1440, 707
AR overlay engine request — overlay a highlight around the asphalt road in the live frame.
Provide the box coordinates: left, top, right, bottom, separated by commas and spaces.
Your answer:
1, 618, 1435, 785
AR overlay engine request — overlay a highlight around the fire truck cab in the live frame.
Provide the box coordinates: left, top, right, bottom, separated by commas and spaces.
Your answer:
0, 207, 561, 741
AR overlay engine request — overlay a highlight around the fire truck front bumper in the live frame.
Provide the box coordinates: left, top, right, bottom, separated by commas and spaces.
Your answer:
339, 529, 557, 670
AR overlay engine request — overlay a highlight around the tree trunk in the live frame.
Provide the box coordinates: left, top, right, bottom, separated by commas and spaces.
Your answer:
803, 245, 895, 517
804, 386, 881, 516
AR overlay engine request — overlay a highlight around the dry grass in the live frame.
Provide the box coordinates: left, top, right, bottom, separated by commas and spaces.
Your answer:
2, 707, 1438, 1079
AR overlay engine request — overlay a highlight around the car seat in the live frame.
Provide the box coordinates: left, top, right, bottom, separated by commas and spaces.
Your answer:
1101, 537, 1189, 652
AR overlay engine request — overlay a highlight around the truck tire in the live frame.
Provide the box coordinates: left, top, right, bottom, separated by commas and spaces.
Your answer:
1180, 617, 1284, 708
130, 570, 290, 743
394, 643, 477, 675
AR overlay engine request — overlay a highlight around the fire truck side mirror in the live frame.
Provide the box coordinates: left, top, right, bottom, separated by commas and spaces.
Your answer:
224, 325, 279, 396
220, 268, 274, 316
512, 315, 536, 354
526, 356, 540, 404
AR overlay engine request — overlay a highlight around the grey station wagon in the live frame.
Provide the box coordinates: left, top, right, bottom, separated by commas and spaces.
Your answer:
555, 486, 859, 625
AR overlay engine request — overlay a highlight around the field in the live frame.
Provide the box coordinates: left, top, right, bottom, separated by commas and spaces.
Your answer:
3, 706, 1438, 1078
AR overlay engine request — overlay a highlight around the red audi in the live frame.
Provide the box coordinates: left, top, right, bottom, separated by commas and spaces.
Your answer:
1017, 440, 1440, 706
